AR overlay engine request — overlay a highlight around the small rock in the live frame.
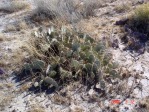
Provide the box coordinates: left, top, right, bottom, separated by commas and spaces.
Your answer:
95, 83, 100, 89
12, 109, 16, 112
115, 19, 129, 26
0, 68, 4, 75
136, 0, 144, 4
112, 39, 119, 49
119, 44, 125, 51
34, 31, 39, 37
88, 89, 94, 96
34, 82, 39, 87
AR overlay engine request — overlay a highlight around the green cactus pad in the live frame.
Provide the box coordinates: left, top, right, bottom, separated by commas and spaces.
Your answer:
100, 81, 106, 89
66, 50, 73, 58
87, 54, 95, 63
84, 63, 93, 74
23, 63, 31, 71
44, 77, 58, 88
93, 64, 98, 74
109, 70, 119, 79
72, 43, 80, 52
94, 43, 105, 52
60, 68, 72, 79
85, 35, 94, 43
71, 59, 80, 70
48, 71, 57, 78
31, 59, 45, 70
81, 45, 90, 51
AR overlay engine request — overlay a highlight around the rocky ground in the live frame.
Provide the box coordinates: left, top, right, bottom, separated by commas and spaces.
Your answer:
0, 0, 149, 112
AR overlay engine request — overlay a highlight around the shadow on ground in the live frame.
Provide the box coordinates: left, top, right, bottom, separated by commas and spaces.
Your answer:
115, 18, 149, 55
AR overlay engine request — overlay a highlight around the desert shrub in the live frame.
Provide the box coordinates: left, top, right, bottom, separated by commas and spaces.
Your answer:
0, 1, 30, 13
116, 3, 149, 53
33, 0, 103, 23
17, 26, 120, 93
128, 3, 149, 37
114, 3, 130, 13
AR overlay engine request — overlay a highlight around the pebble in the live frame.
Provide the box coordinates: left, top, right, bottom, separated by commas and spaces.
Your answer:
0, 68, 4, 75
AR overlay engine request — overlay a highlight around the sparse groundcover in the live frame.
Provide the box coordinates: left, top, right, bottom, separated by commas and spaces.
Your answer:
16, 26, 123, 95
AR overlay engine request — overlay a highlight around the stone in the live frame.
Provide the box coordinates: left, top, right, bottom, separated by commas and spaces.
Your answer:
115, 18, 129, 26
112, 39, 119, 49
0, 68, 4, 75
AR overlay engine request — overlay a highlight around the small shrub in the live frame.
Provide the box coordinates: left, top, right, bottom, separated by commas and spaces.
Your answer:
33, 0, 103, 23
0, 1, 30, 13
117, 3, 149, 53
114, 3, 130, 13
129, 3, 149, 36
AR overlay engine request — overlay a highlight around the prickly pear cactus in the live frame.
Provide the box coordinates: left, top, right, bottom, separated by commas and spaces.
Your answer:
20, 26, 120, 92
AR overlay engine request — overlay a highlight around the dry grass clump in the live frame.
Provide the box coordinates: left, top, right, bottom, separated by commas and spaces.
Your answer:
18, 21, 28, 30
4, 24, 16, 32
128, 3, 149, 36
0, 37, 3, 42
114, 3, 131, 13
33, 0, 103, 23
0, 60, 7, 68
28, 105, 45, 112
133, 98, 149, 112
0, 93, 13, 111
0, 1, 30, 13
0, 33, 5, 42
18, 83, 31, 93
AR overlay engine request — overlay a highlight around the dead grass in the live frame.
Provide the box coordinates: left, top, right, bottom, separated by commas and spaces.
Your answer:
18, 21, 28, 30
0, 83, 4, 89
28, 105, 45, 112
0, 61, 7, 68
4, 24, 16, 32
0, 93, 13, 111
0, 33, 5, 42
114, 3, 131, 13
0, 37, 3, 41
5, 83, 14, 88
18, 83, 31, 93
33, 0, 104, 23
0, 1, 30, 13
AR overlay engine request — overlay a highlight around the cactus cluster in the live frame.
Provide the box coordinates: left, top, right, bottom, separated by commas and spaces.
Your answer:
20, 26, 120, 91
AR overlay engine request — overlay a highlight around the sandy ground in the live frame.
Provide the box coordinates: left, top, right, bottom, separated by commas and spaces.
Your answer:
0, 0, 149, 112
